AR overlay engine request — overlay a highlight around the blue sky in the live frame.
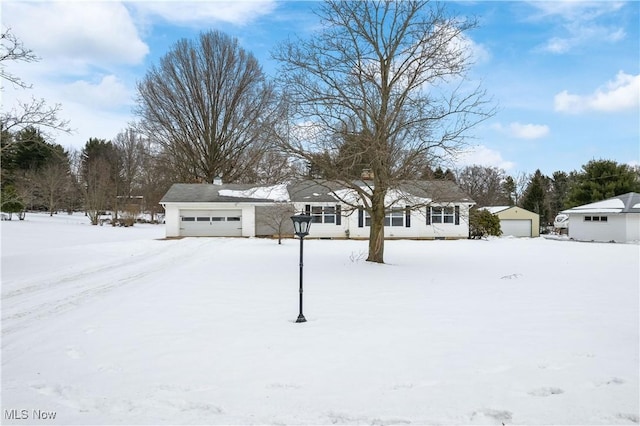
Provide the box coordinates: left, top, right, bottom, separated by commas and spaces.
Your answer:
2, 1, 638, 177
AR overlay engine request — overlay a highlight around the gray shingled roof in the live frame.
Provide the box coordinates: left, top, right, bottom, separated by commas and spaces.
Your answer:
161, 180, 475, 204
399, 180, 475, 203
161, 183, 276, 203
287, 181, 348, 203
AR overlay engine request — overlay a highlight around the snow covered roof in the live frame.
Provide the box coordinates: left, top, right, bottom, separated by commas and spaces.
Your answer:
161, 180, 475, 205
562, 192, 640, 215
160, 183, 280, 203
219, 184, 289, 202
478, 206, 510, 214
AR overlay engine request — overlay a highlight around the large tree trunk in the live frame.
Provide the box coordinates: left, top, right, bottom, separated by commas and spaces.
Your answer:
367, 189, 386, 263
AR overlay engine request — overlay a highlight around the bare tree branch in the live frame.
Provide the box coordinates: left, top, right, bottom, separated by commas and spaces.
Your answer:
0, 27, 38, 89
273, 0, 494, 263
0, 28, 73, 149
136, 30, 284, 183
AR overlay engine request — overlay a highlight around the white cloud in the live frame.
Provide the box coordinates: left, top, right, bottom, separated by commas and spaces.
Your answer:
455, 145, 515, 170
542, 24, 627, 54
528, 1, 627, 54
492, 122, 550, 140
63, 75, 134, 110
554, 71, 640, 113
3, 1, 148, 68
443, 25, 491, 65
132, 1, 278, 27
528, 1, 625, 21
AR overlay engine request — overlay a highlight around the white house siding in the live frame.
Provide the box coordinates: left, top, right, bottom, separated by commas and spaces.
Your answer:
293, 203, 349, 238
299, 204, 471, 239
568, 214, 627, 243
626, 214, 640, 242
164, 201, 472, 239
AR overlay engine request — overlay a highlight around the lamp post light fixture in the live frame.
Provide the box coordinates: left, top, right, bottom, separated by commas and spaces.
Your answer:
291, 213, 312, 323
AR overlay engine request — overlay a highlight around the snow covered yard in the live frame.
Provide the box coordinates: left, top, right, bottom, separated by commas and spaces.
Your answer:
1, 213, 638, 425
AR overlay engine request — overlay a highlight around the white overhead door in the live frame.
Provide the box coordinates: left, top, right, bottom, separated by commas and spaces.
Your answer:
500, 219, 532, 237
179, 210, 242, 237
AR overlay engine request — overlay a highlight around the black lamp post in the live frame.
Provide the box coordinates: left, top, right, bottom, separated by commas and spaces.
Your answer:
291, 213, 312, 323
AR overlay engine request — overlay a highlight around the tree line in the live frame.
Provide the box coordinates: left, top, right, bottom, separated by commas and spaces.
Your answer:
0, 127, 171, 224
2, 1, 638, 262
3, 123, 636, 229
449, 161, 640, 227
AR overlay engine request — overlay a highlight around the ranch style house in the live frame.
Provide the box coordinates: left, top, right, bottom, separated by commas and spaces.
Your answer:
160, 180, 475, 240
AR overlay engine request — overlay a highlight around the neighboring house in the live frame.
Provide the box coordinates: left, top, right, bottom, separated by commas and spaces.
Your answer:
561, 192, 640, 243
479, 206, 540, 238
160, 180, 475, 239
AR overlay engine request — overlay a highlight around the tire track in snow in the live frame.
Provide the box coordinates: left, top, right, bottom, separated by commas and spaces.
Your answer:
1, 238, 210, 337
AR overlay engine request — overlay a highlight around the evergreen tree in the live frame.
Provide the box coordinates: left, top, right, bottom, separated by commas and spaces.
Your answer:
0, 185, 25, 219
503, 176, 516, 206
566, 159, 640, 207
549, 171, 570, 217
521, 169, 551, 225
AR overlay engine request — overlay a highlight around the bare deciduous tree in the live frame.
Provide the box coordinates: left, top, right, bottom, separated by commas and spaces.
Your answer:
113, 127, 145, 220
455, 165, 510, 207
80, 139, 118, 225
0, 28, 71, 148
32, 160, 72, 216
0, 28, 38, 89
136, 30, 282, 183
255, 203, 296, 244
273, 0, 493, 263
81, 158, 114, 225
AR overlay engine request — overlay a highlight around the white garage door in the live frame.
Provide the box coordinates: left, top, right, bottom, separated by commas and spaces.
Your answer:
179, 210, 242, 237
500, 219, 532, 237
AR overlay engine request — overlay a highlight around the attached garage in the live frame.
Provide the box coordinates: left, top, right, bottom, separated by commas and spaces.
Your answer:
179, 210, 242, 237
160, 183, 272, 238
480, 206, 540, 238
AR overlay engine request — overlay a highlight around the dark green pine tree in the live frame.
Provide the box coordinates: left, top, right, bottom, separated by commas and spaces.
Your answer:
549, 171, 570, 217
503, 176, 516, 206
521, 169, 551, 225
566, 159, 640, 208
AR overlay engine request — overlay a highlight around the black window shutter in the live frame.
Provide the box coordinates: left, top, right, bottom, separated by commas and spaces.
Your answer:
405, 206, 411, 227
455, 206, 460, 225
358, 207, 363, 228
305, 204, 311, 215
336, 205, 341, 225
426, 207, 431, 225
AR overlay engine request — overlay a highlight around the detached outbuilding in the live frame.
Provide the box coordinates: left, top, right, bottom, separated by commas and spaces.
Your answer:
561, 192, 640, 243
479, 206, 540, 238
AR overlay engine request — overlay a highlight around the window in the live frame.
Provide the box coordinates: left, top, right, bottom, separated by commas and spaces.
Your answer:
181, 217, 195, 222
430, 207, 455, 224
389, 209, 404, 226
584, 215, 608, 222
364, 208, 407, 227
310, 206, 336, 224
211, 217, 224, 222
196, 217, 210, 222
227, 217, 241, 222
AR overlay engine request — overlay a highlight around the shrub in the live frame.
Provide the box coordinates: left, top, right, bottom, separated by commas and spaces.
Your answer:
469, 208, 502, 239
